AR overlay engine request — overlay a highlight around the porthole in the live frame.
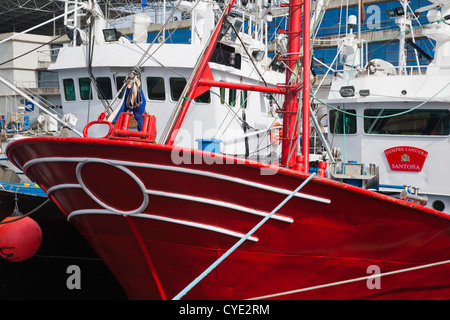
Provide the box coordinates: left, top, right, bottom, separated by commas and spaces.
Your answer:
432, 200, 445, 212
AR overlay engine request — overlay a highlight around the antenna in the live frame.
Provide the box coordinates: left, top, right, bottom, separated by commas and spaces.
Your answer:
347, 15, 357, 33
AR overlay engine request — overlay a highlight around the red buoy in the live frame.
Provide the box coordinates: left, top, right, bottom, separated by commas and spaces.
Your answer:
0, 216, 42, 262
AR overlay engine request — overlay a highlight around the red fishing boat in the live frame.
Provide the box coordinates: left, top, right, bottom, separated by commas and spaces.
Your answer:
6, 0, 450, 300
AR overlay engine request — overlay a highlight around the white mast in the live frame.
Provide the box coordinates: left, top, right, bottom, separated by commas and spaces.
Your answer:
396, 0, 410, 74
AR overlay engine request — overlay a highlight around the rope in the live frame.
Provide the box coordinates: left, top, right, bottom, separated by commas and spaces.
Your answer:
248, 258, 450, 300
123, 70, 143, 110
172, 173, 317, 300
0, 198, 51, 225
102, 0, 192, 115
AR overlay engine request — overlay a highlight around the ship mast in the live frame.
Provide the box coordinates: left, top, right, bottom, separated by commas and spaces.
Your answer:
302, 0, 311, 173
397, 0, 409, 74
163, 0, 312, 174
280, 0, 310, 172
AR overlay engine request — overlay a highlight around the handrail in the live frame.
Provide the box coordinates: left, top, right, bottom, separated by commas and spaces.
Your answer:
0, 74, 83, 137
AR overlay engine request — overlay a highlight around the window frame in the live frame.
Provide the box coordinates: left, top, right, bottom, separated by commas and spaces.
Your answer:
115, 76, 126, 99
329, 108, 357, 134
240, 90, 248, 109
63, 78, 76, 102
96, 77, 113, 100
169, 77, 187, 102
79, 77, 93, 101
146, 76, 166, 101
229, 88, 237, 107
363, 108, 450, 136
220, 87, 226, 104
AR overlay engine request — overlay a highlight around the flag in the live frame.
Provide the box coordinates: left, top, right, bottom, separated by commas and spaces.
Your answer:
360, 0, 365, 24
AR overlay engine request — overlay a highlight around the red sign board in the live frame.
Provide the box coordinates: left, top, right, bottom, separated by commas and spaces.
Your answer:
384, 146, 428, 172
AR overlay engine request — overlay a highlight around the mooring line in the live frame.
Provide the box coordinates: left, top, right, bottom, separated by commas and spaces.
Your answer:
172, 173, 317, 300
247, 258, 450, 300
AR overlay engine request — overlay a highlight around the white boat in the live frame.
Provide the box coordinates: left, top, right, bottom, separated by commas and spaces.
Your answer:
313, 0, 450, 214
50, 0, 286, 160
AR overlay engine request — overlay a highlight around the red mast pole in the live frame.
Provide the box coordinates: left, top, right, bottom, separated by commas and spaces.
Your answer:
166, 0, 235, 146
280, 0, 310, 173
280, 0, 302, 168
302, 0, 311, 173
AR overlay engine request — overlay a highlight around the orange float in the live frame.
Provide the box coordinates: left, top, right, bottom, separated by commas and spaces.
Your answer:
0, 214, 42, 262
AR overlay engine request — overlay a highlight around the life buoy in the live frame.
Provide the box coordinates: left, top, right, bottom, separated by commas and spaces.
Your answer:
270, 122, 282, 145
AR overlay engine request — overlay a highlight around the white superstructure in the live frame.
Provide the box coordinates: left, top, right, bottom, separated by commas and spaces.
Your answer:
317, 0, 450, 213
50, 0, 285, 160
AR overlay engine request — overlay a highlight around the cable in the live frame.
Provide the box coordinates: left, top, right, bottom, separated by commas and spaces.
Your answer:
0, 198, 51, 225
210, 90, 256, 137
0, 34, 64, 66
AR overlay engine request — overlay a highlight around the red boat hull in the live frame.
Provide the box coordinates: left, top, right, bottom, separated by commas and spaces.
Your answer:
6, 137, 450, 299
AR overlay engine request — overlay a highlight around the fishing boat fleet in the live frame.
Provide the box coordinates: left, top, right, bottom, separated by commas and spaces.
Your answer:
1, 0, 450, 299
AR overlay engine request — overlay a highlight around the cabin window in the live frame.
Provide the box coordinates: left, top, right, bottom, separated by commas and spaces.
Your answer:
194, 90, 211, 103
96, 77, 113, 100
240, 90, 248, 109
364, 109, 450, 135
329, 109, 357, 134
147, 77, 165, 101
115, 76, 126, 99
229, 88, 237, 107
170, 77, 187, 101
79, 77, 93, 100
252, 50, 265, 61
220, 87, 226, 104
229, 20, 243, 42
63, 79, 76, 101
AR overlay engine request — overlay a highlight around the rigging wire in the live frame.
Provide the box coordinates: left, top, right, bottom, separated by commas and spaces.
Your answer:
312, 81, 450, 119
86, 18, 110, 112
93, 0, 200, 116
159, 0, 237, 144
248, 258, 450, 300
0, 34, 64, 66
135, 0, 186, 67
226, 16, 284, 113
211, 90, 256, 137
211, 12, 285, 145
361, 16, 446, 46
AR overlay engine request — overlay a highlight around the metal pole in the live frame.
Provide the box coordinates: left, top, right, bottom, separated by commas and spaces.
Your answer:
302, 0, 311, 173
0, 5, 84, 46
162, 0, 236, 145
280, 0, 303, 168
